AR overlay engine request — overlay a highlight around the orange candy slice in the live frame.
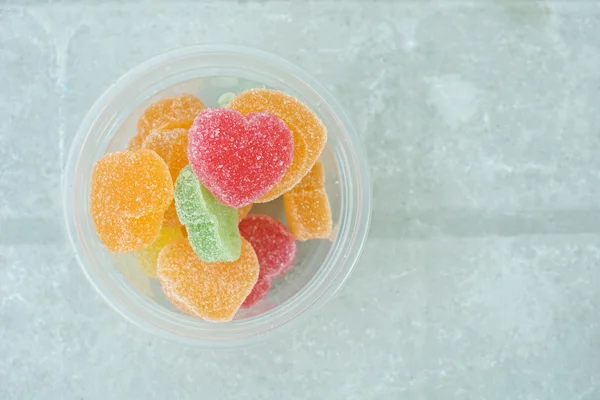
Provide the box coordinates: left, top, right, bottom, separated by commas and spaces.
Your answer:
238, 204, 253, 221
90, 150, 173, 252
142, 128, 189, 227
128, 93, 205, 150
93, 211, 164, 253
229, 89, 327, 202
91, 150, 173, 217
283, 161, 332, 241
157, 238, 259, 321
127, 134, 145, 151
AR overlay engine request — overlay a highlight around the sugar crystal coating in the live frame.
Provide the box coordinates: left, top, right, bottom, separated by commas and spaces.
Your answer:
129, 93, 205, 150
135, 226, 184, 277
188, 108, 294, 208
93, 211, 164, 253
142, 128, 189, 181
157, 238, 259, 321
142, 127, 189, 227
90, 150, 173, 253
229, 88, 327, 202
241, 278, 271, 309
175, 165, 241, 262
283, 161, 332, 241
127, 134, 144, 151
239, 214, 297, 307
91, 150, 173, 217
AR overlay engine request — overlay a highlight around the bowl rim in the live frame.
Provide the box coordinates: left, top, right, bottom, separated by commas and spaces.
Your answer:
63, 44, 372, 347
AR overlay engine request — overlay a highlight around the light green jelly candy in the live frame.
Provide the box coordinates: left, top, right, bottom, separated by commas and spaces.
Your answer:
217, 92, 235, 108
175, 165, 241, 262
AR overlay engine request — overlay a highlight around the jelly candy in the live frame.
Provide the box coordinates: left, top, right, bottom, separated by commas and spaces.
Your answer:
127, 134, 144, 151
90, 150, 173, 217
238, 214, 296, 307
229, 88, 327, 202
142, 128, 189, 181
283, 161, 332, 241
175, 165, 241, 262
93, 211, 164, 253
162, 204, 181, 227
91, 150, 173, 252
129, 93, 205, 150
137, 93, 205, 140
241, 278, 271, 309
142, 128, 189, 227
135, 226, 184, 277
188, 108, 293, 208
238, 204, 253, 221
217, 92, 235, 108
157, 238, 259, 321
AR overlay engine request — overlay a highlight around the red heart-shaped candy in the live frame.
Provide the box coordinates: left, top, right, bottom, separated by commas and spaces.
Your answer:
188, 108, 293, 207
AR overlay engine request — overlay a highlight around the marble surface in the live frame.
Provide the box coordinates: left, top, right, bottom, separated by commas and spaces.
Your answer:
2, 0, 600, 398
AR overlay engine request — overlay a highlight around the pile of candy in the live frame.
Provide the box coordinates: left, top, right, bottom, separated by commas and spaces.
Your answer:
90, 89, 332, 322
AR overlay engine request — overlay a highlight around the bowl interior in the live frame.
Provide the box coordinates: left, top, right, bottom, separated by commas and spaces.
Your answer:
66, 47, 370, 345
90, 74, 342, 320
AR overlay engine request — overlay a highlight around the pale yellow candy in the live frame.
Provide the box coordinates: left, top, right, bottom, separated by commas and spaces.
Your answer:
135, 226, 184, 277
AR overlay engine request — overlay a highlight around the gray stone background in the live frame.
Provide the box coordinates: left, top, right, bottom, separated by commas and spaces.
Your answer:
2, 0, 600, 399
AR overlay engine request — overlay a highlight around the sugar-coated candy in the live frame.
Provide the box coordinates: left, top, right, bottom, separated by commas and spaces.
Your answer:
188, 108, 294, 208
91, 150, 173, 252
217, 92, 235, 108
283, 161, 332, 241
142, 128, 189, 181
239, 214, 296, 279
129, 93, 205, 150
91, 150, 173, 217
93, 211, 164, 253
142, 128, 189, 227
135, 226, 184, 277
241, 278, 271, 309
238, 214, 297, 307
127, 134, 144, 151
229, 88, 327, 203
238, 204, 253, 221
175, 165, 241, 262
157, 238, 259, 321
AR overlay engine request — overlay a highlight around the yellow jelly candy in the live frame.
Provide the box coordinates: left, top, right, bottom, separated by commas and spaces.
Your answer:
135, 226, 184, 277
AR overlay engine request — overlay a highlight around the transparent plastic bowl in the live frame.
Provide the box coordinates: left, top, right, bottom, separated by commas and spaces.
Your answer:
63, 45, 371, 347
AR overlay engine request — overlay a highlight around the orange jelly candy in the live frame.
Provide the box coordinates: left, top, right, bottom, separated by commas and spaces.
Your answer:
142, 128, 189, 227
238, 204, 253, 221
229, 89, 327, 202
93, 212, 164, 253
157, 238, 259, 321
90, 150, 174, 252
283, 161, 332, 241
91, 150, 173, 217
128, 93, 205, 150
127, 134, 145, 151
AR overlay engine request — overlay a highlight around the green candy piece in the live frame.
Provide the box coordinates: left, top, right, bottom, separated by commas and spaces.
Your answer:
175, 165, 241, 262
217, 92, 236, 108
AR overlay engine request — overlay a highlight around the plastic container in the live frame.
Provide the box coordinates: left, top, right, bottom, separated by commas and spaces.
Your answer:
63, 45, 371, 347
